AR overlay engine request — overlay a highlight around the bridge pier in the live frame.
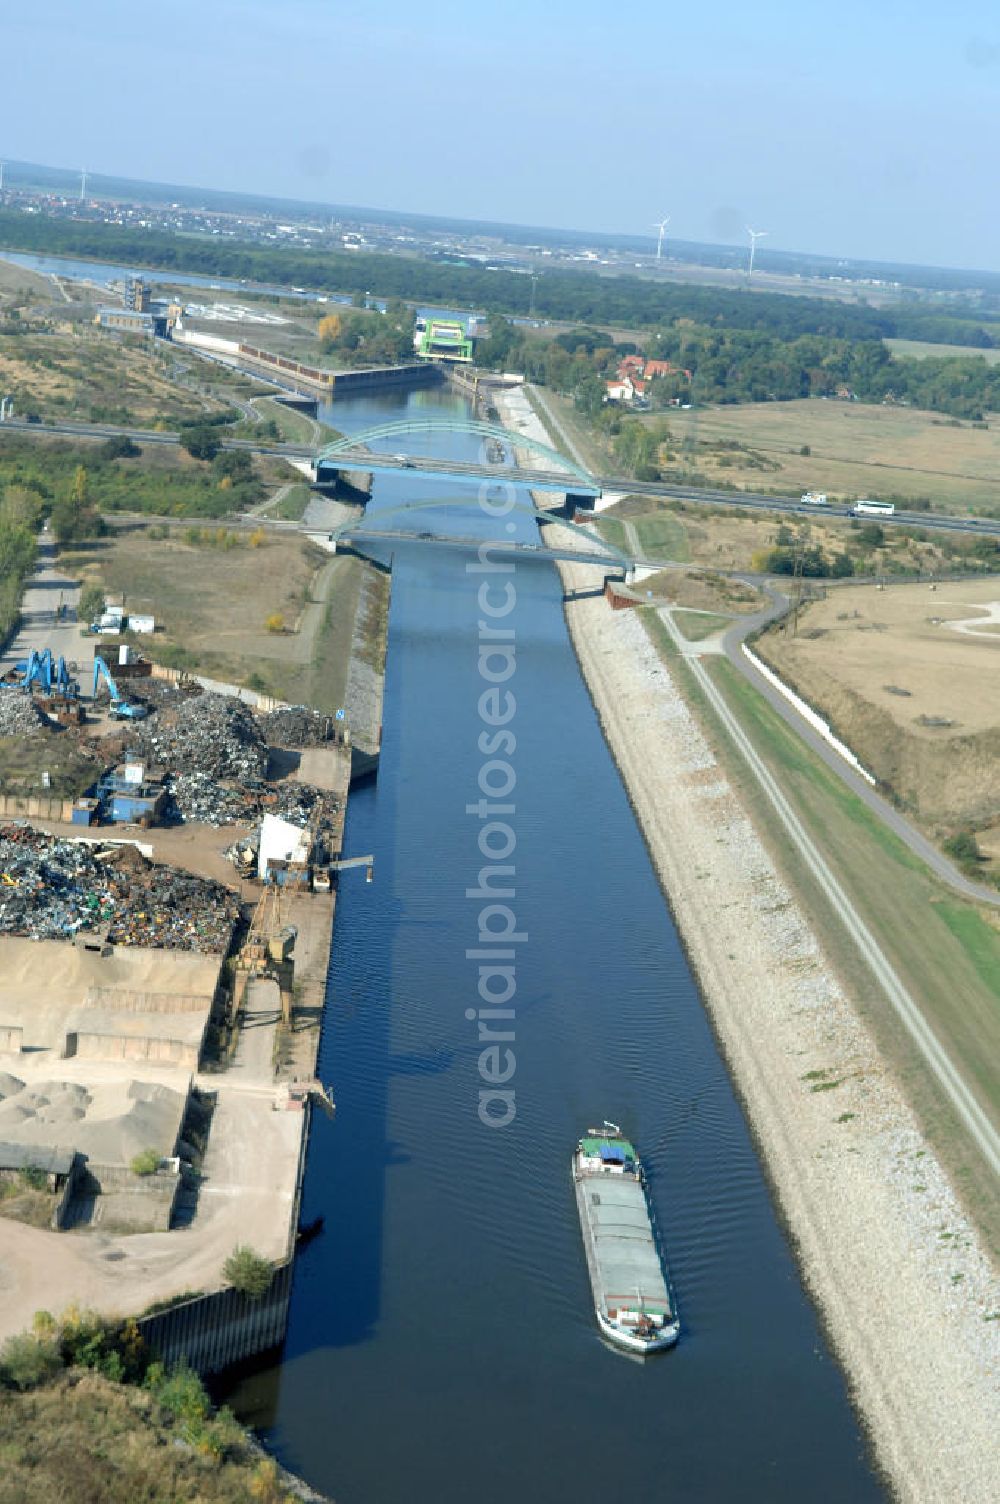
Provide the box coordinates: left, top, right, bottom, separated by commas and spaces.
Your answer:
314, 463, 372, 501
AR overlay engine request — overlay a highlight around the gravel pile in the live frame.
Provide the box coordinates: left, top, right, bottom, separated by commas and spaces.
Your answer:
259, 704, 335, 748
0, 825, 238, 951
0, 691, 46, 737
124, 692, 268, 781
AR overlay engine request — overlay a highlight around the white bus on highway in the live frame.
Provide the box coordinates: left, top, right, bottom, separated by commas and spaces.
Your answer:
853, 499, 895, 517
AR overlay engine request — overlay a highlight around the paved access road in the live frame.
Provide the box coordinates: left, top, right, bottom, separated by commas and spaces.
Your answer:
0, 531, 82, 677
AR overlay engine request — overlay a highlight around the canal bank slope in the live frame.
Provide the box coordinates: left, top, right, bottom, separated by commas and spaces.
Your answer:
494, 389, 999, 1503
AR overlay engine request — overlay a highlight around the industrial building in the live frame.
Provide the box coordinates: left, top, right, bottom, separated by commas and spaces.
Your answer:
95, 761, 167, 826
414, 317, 474, 363
123, 276, 151, 312
96, 307, 167, 337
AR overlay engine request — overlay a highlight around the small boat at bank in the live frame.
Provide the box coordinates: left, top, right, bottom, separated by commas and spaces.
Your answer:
573, 1122, 679, 1355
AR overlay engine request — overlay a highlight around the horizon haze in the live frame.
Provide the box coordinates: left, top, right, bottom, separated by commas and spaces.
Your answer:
5, 0, 1000, 272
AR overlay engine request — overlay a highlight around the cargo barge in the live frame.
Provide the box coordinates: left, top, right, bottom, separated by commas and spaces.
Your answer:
573, 1123, 679, 1355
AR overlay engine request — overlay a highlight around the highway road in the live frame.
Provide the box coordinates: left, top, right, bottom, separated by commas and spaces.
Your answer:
316, 448, 600, 497
0, 415, 309, 461
3, 415, 999, 538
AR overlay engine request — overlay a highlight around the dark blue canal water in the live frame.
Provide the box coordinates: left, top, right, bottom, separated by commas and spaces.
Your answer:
221, 386, 883, 1503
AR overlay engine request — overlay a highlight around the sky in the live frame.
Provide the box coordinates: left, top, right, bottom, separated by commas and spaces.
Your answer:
5, 0, 1000, 270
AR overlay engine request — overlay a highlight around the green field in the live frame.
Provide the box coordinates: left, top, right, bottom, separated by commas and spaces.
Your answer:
886, 338, 1000, 365
593, 515, 627, 553
651, 634, 1000, 1248
269, 482, 314, 521
672, 609, 732, 640
632, 510, 690, 560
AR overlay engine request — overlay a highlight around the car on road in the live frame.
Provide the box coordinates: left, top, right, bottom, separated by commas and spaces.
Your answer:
393, 454, 414, 467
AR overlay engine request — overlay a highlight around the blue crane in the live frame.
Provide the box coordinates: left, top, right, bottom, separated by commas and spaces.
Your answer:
92, 656, 147, 720
14, 649, 79, 698
22, 649, 52, 694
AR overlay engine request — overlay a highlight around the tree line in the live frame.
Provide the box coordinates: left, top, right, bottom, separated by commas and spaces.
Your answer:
0, 486, 39, 642
1, 209, 998, 351
477, 316, 1000, 421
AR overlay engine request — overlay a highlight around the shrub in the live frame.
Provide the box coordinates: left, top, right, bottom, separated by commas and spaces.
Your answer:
180, 425, 221, 462
943, 830, 983, 866
78, 582, 106, 624
130, 1148, 161, 1177
146, 1361, 210, 1423
264, 612, 285, 634
98, 435, 140, 461
222, 1245, 273, 1299
0, 1333, 61, 1390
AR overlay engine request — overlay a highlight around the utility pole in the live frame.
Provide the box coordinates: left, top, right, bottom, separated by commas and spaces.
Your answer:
790, 523, 811, 635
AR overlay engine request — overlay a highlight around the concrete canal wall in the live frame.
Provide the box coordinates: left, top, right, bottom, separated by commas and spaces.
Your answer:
137, 1260, 295, 1375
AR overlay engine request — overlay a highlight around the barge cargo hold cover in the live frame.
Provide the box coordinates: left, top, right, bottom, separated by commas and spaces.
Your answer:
573, 1125, 679, 1355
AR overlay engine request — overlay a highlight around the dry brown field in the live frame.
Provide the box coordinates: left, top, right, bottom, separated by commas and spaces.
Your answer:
0, 256, 52, 300
0, 330, 221, 425
666, 399, 1000, 513
68, 524, 362, 714
759, 575, 1000, 841
608, 493, 979, 579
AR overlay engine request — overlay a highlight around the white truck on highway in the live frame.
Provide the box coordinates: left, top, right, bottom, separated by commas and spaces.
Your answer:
800, 491, 828, 506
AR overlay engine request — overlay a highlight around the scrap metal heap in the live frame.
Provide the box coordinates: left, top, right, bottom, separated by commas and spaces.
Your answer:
108, 692, 343, 831
0, 826, 238, 951
0, 690, 48, 737
166, 770, 339, 829
121, 692, 269, 782
258, 704, 335, 748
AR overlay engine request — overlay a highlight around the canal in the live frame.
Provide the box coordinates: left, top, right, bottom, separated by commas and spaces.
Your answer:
234, 383, 882, 1502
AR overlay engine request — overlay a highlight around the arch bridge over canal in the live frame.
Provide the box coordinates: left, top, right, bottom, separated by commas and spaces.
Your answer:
314, 417, 603, 505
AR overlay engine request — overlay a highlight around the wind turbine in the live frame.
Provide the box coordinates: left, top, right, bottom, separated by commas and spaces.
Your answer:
652, 215, 670, 261
746, 226, 767, 283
